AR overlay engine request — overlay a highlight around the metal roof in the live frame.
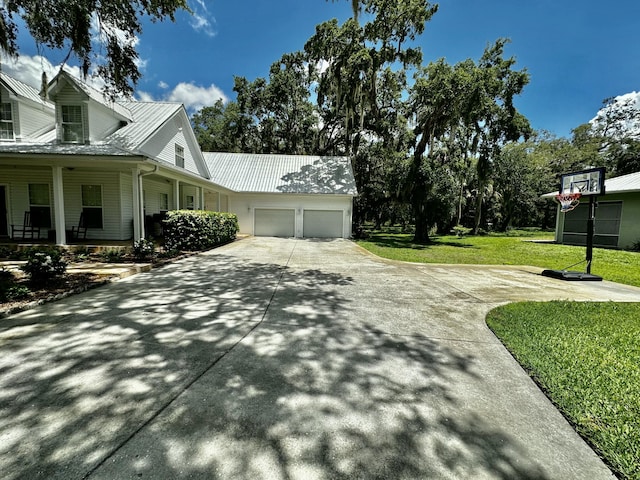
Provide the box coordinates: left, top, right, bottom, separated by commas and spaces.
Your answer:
0, 142, 133, 156
107, 102, 183, 151
543, 170, 640, 197
1, 72, 54, 109
603, 170, 640, 194
203, 152, 357, 195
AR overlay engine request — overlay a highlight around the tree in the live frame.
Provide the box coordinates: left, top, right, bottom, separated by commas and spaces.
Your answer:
0, 0, 188, 97
192, 99, 248, 153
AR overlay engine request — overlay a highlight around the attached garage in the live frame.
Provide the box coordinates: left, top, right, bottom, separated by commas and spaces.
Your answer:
303, 210, 344, 238
204, 153, 358, 239
254, 208, 295, 237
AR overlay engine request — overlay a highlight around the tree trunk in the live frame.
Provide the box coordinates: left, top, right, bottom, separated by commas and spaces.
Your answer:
473, 188, 484, 234
413, 203, 430, 243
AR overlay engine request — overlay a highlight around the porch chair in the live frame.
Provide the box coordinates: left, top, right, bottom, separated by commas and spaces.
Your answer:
70, 212, 88, 240
11, 211, 41, 240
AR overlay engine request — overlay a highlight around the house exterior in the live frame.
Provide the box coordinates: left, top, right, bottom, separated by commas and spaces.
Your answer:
204, 153, 357, 238
547, 171, 640, 249
0, 71, 357, 244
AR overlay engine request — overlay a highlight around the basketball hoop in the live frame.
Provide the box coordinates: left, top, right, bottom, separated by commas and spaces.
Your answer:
555, 192, 581, 212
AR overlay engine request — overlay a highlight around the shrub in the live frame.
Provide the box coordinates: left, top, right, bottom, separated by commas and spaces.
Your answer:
20, 249, 67, 284
452, 225, 472, 238
132, 238, 155, 261
100, 248, 125, 263
163, 210, 238, 252
0, 268, 31, 302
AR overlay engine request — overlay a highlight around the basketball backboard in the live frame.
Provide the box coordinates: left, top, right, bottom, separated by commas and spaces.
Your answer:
559, 167, 605, 196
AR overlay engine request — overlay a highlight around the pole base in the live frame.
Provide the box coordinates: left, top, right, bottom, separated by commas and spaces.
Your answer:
541, 269, 603, 281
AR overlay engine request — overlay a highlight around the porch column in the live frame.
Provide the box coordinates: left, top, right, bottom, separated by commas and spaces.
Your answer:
52, 166, 66, 245
132, 166, 143, 241
199, 187, 204, 211
217, 191, 221, 212
174, 180, 181, 209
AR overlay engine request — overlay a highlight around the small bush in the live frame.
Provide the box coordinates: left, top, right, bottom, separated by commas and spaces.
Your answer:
132, 238, 155, 261
452, 225, 472, 238
100, 248, 125, 263
163, 210, 238, 252
20, 249, 67, 284
0, 268, 29, 302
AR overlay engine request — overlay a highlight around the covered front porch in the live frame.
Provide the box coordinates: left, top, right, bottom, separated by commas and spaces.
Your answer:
1, 155, 231, 246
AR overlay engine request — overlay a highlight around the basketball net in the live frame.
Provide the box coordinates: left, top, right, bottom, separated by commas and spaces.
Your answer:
555, 192, 581, 213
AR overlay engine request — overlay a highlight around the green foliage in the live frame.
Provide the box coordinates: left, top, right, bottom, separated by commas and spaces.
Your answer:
0, 268, 30, 302
0, 0, 188, 97
452, 225, 471, 237
163, 210, 238, 252
100, 248, 126, 263
132, 238, 155, 261
20, 249, 67, 284
487, 302, 640, 479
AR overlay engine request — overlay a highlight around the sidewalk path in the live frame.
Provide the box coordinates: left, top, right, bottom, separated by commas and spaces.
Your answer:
1, 237, 638, 479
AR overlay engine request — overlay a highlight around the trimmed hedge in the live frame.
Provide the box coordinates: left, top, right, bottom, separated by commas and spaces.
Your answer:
163, 210, 238, 251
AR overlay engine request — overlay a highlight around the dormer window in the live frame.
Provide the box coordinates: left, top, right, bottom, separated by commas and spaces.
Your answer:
175, 144, 185, 168
0, 103, 14, 140
61, 105, 84, 143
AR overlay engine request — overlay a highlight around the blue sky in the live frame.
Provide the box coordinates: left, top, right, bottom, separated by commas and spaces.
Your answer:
4, 0, 639, 138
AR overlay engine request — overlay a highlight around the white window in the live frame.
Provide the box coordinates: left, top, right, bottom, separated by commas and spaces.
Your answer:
159, 193, 169, 211
0, 103, 14, 140
185, 195, 195, 210
61, 105, 84, 143
175, 144, 185, 168
29, 184, 51, 228
81, 185, 103, 228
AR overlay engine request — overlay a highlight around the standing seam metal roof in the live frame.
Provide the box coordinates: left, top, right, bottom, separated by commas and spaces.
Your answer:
1, 72, 54, 108
203, 152, 357, 195
107, 102, 183, 151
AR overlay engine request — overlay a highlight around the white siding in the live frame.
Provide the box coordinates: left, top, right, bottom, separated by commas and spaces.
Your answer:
142, 177, 173, 214
17, 101, 55, 140
62, 171, 122, 240
139, 114, 207, 177
229, 193, 353, 239
3, 168, 54, 238
88, 103, 123, 141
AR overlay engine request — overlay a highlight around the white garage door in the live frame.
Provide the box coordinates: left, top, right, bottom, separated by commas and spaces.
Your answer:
303, 210, 344, 238
254, 208, 295, 237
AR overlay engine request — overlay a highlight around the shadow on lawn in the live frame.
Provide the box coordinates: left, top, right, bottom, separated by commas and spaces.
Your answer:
0, 247, 545, 480
367, 234, 477, 250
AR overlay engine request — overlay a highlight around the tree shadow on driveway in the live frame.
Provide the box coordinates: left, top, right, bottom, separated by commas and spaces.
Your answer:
0, 251, 547, 480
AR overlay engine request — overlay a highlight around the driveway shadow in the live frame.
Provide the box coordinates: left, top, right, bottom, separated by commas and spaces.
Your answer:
1, 251, 547, 479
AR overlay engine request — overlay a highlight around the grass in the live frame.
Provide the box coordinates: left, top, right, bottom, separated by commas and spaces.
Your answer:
487, 302, 640, 479
356, 229, 640, 287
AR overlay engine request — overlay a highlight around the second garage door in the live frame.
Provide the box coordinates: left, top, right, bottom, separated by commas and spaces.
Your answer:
254, 208, 295, 237
303, 210, 344, 238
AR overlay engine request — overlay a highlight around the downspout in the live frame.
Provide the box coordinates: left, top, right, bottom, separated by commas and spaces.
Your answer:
136, 164, 159, 240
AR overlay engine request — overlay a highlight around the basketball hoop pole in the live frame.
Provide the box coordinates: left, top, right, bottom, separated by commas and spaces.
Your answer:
586, 196, 596, 274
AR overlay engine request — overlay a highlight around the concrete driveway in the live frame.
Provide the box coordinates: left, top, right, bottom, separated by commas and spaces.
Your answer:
1, 237, 639, 479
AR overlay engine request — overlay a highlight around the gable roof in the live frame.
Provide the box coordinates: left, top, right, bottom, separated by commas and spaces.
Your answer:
0, 72, 54, 109
203, 152, 357, 195
47, 70, 133, 122
543, 170, 640, 197
107, 101, 183, 151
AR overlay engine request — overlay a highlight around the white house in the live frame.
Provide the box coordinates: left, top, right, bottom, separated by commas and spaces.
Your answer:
547, 170, 640, 249
0, 71, 356, 245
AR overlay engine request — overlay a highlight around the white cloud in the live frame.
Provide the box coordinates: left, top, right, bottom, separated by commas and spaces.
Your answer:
1, 54, 106, 91
136, 82, 228, 113
188, 0, 216, 37
166, 82, 228, 112
158, 81, 169, 89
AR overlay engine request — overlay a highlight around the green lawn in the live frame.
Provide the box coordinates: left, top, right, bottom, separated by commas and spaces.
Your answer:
356, 230, 640, 287
487, 302, 640, 480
